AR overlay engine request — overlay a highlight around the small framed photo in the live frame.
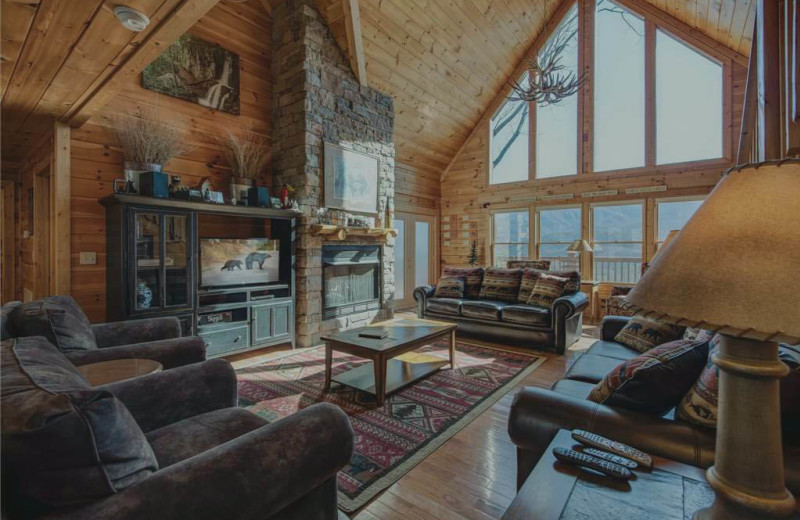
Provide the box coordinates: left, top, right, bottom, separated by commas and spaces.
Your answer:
323, 141, 379, 214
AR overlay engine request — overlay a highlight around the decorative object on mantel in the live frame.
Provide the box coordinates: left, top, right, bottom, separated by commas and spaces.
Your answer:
323, 141, 379, 214
623, 161, 800, 520
507, 1, 584, 106
222, 125, 269, 205
142, 33, 240, 114
310, 224, 397, 242
114, 111, 187, 193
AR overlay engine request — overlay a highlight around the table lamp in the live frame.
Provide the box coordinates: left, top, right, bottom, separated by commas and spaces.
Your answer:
624, 160, 800, 520
567, 239, 593, 253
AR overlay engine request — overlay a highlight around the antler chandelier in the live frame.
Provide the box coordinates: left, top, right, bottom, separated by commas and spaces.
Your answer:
508, 5, 585, 106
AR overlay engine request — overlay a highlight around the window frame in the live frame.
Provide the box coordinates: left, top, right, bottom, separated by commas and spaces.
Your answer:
590, 200, 645, 284
488, 80, 533, 185
535, 204, 583, 270
490, 208, 533, 267
654, 195, 705, 251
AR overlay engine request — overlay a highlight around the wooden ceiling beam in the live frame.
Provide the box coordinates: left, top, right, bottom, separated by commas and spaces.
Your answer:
341, 0, 367, 87
63, 0, 221, 127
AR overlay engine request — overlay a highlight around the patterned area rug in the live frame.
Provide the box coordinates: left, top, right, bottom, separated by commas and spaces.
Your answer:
236, 339, 546, 512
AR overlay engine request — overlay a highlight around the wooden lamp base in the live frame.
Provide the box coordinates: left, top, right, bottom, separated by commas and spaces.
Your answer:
693, 335, 795, 520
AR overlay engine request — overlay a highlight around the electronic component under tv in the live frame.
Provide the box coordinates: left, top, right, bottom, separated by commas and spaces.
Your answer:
200, 238, 281, 289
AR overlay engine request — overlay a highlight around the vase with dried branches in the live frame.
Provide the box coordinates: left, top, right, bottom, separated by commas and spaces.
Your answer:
222, 125, 270, 205
114, 111, 187, 192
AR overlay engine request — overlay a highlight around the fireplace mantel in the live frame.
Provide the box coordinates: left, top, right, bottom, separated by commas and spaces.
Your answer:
311, 224, 397, 241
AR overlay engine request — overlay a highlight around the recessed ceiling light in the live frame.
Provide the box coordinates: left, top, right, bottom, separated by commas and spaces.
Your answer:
113, 6, 150, 32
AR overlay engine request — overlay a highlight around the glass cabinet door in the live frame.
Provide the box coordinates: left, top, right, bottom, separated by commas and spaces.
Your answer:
165, 214, 189, 307
135, 213, 161, 311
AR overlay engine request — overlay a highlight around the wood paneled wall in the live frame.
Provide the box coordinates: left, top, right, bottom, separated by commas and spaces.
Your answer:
440, 0, 748, 268
70, 2, 272, 322
394, 162, 440, 217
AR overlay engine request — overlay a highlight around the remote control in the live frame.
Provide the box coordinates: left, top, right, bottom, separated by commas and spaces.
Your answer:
580, 447, 639, 469
552, 447, 633, 480
572, 430, 653, 470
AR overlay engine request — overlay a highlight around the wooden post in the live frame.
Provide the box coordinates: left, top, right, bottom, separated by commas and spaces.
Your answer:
341, 0, 367, 87
52, 121, 71, 295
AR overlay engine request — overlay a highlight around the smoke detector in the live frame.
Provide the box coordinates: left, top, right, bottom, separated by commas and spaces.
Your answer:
113, 6, 150, 32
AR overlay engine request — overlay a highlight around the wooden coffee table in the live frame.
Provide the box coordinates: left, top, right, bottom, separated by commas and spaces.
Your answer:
77, 358, 163, 386
322, 318, 457, 405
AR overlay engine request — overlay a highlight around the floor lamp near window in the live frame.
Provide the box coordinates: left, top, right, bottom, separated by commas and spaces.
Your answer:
625, 161, 799, 519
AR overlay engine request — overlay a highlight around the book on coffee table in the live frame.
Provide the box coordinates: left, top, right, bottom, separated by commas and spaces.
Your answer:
358, 329, 389, 339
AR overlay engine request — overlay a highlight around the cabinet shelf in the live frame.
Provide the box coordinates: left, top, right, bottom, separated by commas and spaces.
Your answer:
310, 224, 397, 241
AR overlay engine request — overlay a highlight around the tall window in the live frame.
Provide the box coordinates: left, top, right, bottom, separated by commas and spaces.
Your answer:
656, 30, 723, 164
492, 210, 530, 267
656, 198, 704, 250
536, 3, 579, 178
490, 86, 530, 184
537, 207, 582, 271
593, 0, 645, 172
592, 203, 643, 283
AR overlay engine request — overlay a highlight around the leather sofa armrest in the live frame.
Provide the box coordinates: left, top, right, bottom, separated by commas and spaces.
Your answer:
52, 404, 353, 520
65, 336, 206, 370
413, 285, 436, 317
91, 317, 182, 347
552, 292, 589, 321
601, 315, 632, 341
508, 386, 715, 488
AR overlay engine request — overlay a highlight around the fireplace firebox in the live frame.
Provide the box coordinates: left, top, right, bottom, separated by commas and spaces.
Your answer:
322, 245, 381, 319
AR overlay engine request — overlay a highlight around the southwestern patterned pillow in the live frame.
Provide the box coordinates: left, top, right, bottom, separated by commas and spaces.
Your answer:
507, 260, 551, 270
517, 268, 580, 295
433, 276, 466, 299
441, 267, 484, 299
589, 334, 712, 416
526, 274, 569, 309
614, 316, 686, 353
517, 269, 544, 303
478, 268, 523, 303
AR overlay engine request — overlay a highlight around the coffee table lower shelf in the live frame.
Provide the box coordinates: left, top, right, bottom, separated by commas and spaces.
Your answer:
333, 357, 449, 397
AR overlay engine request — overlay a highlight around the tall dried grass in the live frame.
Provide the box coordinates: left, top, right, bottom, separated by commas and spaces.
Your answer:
114, 111, 187, 166
223, 126, 270, 180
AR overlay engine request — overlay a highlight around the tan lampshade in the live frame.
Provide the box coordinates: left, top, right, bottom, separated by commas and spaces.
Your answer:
625, 160, 800, 344
653, 229, 680, 260
567, 239, 593, 252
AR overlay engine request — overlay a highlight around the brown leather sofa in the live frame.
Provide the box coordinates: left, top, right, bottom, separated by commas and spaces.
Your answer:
507, 315, 800, 494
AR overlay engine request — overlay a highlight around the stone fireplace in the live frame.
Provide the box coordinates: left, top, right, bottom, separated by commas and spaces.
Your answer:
322, 245, 381, 319
272, 0, 396, 347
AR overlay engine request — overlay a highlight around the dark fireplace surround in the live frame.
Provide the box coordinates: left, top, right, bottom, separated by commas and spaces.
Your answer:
322, 245, 381, 319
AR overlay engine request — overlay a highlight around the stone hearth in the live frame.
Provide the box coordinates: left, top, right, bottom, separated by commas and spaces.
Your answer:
272, 0, 395, 347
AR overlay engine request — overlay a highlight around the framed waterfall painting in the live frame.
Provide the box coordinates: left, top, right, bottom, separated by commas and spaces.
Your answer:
323, 141, 379, 214
142, 34, 240, 115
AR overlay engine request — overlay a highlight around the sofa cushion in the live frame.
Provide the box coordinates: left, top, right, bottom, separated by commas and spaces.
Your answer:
427, 298, 462, 316
563, 354, 625, 384
526, 274, 569, 309
614, 316, 686, 353
11, 296, 97, 352
146, 408, 267, 468
507, 260, 551, 270
479, 268, 523, 303
1, 301, 22, 340
441, 267, 484, 299
461, 300, 506, 321
588, 336, 711, 416
551, 379, 596, 400
433, 275, 466, 299
586, 340, 640, 361
1, 337, 158, 508
502, 304, 551, 327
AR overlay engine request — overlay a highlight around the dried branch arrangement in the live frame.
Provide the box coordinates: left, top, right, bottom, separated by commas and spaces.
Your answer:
223, 126, 270, 180
114, 110, 187, 166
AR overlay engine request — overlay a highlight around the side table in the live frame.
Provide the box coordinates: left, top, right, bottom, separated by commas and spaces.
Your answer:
579, 281, 600, 323
77, 358, 163, 386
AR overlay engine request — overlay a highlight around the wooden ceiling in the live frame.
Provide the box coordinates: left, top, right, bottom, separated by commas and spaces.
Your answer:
0, 0, 220, 164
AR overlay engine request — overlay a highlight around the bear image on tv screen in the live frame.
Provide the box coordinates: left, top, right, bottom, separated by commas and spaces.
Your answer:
201, 238, 280, 287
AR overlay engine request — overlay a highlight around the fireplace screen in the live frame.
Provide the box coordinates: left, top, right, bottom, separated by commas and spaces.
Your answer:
322, 245, 380, 319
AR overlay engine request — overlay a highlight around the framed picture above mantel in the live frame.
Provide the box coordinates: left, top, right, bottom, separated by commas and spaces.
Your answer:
323, 141, 379, 214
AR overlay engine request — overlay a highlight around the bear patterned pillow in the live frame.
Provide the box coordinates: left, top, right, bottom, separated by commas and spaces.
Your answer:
526, 274, 569, 309
589, 334, 712, 416
614, 316, 686, 353
433, 276, 466, 299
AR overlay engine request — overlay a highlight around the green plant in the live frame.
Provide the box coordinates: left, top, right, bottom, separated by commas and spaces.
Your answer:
467, 240, 479, 266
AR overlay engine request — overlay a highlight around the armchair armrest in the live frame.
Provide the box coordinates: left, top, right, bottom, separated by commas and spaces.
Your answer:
413, 285, 436, 318
508, 386, 715, 488
92, 317, 181, 348
53, 403, 354, 520
65, 336, 206, 370
97, 359, 237, 433
552, 292, 589, 321
601, 315, 632, 341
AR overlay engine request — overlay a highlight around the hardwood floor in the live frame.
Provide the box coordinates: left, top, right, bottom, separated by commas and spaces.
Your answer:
226, 312, 599, 520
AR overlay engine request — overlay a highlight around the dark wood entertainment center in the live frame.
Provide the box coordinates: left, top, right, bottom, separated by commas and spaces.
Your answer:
101, 194, 298, 358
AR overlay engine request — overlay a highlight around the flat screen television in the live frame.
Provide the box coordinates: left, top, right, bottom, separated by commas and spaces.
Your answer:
199, 238, 281, 289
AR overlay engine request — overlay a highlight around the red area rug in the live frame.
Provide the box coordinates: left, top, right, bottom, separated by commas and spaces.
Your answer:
236, 339, 545, 512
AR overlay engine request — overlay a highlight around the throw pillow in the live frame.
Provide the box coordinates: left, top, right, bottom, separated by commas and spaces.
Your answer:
507, 260, 551, 270
433, 275, 466, 299
614, 316, 686, 353
1, 337, 158, 508
478, 268, 523, 303
441, 267, 484, 299
588, 335, 712, 416
11, 296, 97, 352
517, 269, 544, 303
515, 267, 581, 296
526, 274, 569, 309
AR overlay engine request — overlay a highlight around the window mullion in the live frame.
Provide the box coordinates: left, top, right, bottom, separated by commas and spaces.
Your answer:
645, 19, 656, 168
